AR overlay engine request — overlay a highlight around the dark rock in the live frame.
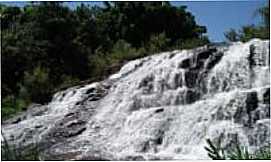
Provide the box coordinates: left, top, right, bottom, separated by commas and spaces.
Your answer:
248, 44, 256, 68
85, 87, 96, 94
89, 97, 102, 101
205, 52, 223, 70
197, 50, 212, 60
174, 73, 182, 87
35, 125, 43, 129
65, 127, 86, 138
122, 155, 145, 161
81, 155, 111, 161
154, 136, 163, 145
184, 89, 200, 104
43, 151, 83, 160
193, 60, 205, 69
139, 75, 154, 88
184, 70, 198, 88
263, 88, 270, 104
11, 117, 22, 124
233, 105, 248, 125
169, 52, 176, 59
66, 120, 86, 128
178, 58, 191, 69
154, 108, 164, 113
246, 91, 258, 113
75, 101, 82, 105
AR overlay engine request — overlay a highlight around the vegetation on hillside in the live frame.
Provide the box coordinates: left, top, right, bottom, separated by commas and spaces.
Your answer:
224, 2, 269, 42
1, 2, 209, 119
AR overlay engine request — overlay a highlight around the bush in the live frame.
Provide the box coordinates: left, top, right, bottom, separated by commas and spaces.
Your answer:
88, 40, 148, 80
110, 40, 138, 63
205, 138, 271, 160
1, 96, 27, 120
59, 75, 80, 89
174, 36, 209, 50
224, 28, 239, 42
204, 138, 226, 160
146, 32, 170, 54
239, 25, 269, 42
19, 66, 52, 104
89, 52, 109, 78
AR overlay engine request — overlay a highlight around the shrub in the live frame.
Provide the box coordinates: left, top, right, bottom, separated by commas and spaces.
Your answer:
227, 144, 251, 160
239, 25, 269, 42
146, 32, 170, 54
110, 40, 138, 63
204, 138, 226, 160
60, 75, 80, 89
88, 40, 148, 80
205, 138, 271, 160
224, 28, 239, 42
175, 36, 210, 50
89, 52, 109, 78
19, 66, 52, 104
1, 96, 27, 120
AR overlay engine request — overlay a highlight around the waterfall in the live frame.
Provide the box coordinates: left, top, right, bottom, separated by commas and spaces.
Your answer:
2, 39, 270, 160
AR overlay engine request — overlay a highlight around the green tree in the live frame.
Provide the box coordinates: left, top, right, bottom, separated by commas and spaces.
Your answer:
224, 3, 269, 42
146, 32, 170, 53
19, 66, 52, 103
224, 28, 239, 42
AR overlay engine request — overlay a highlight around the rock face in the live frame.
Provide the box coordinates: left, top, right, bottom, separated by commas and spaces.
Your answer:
2, 39, 270, 160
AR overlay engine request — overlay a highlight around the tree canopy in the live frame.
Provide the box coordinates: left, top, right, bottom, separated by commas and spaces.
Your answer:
224, 3, 269, 42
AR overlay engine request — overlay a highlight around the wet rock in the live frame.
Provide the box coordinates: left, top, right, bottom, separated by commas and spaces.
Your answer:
184, 70, 198, 88
139, 75, 154, 88
65, 127, 86, 138
169, 52, 177, 59
205, 52, 223, 70
12, 117, 22, 124
122, 155, 145, 161
85, 87, 96, 94
178, 58, 191, 69
197, 49, 213, 60
246, 91, 258, 113
154, 108, 164, 113
184, 89, 200, 104
263, 88, 270, 104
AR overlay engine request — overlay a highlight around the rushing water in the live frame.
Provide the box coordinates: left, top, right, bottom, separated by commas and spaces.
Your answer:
2, 39, 270, 160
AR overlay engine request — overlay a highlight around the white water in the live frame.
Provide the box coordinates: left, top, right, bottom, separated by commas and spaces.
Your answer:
2, 39, 270, 160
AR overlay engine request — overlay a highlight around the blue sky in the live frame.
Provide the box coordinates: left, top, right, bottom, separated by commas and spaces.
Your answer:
172, 0, 268, 42
1, 1, 268, 42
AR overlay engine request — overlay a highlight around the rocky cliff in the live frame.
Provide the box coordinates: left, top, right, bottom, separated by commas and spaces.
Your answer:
2, 39, 270, 160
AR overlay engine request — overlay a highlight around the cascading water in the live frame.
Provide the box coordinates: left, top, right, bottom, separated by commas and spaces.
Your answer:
2, 39, 270, 160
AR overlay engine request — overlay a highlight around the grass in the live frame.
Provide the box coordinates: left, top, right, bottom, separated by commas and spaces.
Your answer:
205, 138, 271, 160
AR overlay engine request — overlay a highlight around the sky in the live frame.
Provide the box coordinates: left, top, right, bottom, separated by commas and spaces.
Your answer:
1, 0, 268, 42
172, 0, 268, 42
